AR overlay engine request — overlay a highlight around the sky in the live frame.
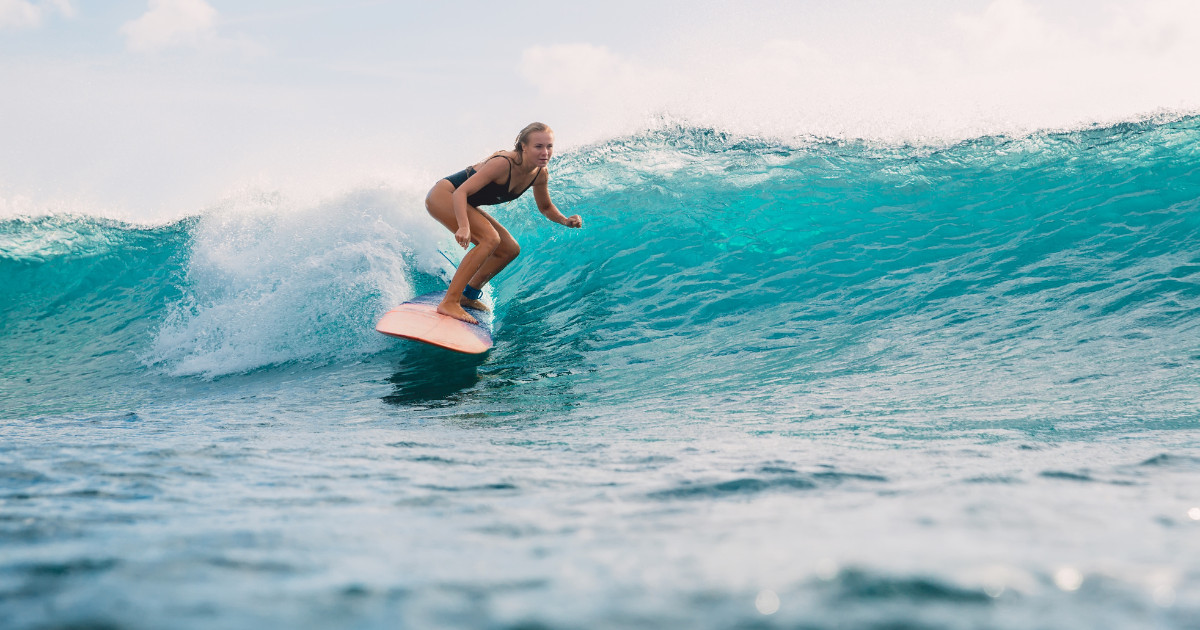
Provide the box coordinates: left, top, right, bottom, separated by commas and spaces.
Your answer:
2, 0, 1199, 218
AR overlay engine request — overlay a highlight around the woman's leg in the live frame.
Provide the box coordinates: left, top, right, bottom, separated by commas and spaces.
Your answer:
425, 182, 500, 324
466, 211, 521, 290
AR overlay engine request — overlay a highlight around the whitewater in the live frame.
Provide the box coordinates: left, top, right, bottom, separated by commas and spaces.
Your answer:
2, 116, 1199, 629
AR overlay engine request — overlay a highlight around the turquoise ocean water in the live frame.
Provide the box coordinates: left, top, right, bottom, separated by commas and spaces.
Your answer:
2, 118, 1199, 628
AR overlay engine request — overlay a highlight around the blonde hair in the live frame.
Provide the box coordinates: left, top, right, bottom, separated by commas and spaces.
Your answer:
512, 122, 553, 164
481, 122, 554, 166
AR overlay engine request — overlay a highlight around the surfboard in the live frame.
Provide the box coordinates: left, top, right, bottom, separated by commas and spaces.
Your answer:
375, 291, 493, 354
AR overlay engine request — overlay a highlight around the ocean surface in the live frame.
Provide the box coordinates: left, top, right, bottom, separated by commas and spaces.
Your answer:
2, 117, 1199, 629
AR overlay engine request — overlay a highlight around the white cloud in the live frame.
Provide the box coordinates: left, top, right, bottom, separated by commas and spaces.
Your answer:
45, 0, 70, 16
953, 0, 1058, 59
0, 0, 72, 29
520, 43, 680, 136
121, 0, 217, 52
1102, 0, 1200, 57
0, 0, 38, 28
521, 43, 656, 98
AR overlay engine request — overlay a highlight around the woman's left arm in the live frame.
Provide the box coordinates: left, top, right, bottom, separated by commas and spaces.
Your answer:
533, 171, 582, 228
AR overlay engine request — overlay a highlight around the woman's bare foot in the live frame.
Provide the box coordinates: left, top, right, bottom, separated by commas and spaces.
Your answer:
460, 297, 490, 312
437, 299, 478, 325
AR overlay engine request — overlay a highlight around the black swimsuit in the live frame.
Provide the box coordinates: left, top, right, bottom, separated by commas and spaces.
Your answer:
443, 155, 541, 207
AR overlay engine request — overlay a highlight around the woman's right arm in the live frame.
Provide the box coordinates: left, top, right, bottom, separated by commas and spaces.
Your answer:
450, 157, 507, 248
450, 192, 473, 249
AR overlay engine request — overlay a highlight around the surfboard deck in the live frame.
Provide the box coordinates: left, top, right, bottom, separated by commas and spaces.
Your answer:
375, 291, 493, 354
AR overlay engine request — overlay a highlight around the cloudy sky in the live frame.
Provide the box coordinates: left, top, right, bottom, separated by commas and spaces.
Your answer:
3, 0, 1199, 217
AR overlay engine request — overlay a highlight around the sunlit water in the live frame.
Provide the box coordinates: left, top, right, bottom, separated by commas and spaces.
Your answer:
2, 119, 1199, 629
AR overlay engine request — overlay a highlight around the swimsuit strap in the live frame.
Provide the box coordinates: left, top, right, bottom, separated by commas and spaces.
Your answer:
470, 154, 510, 187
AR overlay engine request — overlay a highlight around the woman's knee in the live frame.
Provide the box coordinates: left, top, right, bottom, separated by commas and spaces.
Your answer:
496, 240, 521, 261
473, 229, 502, 253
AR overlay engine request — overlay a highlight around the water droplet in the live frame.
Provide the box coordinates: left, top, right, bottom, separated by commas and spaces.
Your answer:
755, 589, 780, 615
814, 558, 838, 581
1054, 567, 1083, 591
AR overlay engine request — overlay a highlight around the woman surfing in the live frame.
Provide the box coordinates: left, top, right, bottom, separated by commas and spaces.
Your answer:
425, 122, 583, 324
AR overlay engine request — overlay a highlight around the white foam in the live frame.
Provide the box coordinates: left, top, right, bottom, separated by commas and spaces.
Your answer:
142, 185, 446, 378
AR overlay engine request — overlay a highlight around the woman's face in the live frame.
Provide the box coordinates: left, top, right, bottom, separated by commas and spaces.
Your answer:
523, 131, 554, 167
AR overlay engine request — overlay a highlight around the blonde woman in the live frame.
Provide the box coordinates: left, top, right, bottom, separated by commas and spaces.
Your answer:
425, 122, 583, 324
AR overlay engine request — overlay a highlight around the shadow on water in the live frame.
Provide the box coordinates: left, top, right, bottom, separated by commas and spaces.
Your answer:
381, 342, 489, 406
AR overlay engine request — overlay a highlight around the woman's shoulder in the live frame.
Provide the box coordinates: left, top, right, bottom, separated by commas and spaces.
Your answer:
473, 151, 517, 170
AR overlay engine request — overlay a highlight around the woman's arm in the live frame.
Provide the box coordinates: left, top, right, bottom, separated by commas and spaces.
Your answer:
532, 171, 582, 228
449, 156, 510, 247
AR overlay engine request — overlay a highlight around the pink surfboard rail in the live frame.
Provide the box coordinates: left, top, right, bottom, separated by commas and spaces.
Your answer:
375, 291, 493, 354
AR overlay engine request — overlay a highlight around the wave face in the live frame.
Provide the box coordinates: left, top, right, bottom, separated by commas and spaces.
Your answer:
493, 116, 1200, 428
3, 117, 1200, 422
0, 216, 190, 415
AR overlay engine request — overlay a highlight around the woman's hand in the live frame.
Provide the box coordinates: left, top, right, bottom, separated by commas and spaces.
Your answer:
563, 215, 583, 228
455, 225, 471, 248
